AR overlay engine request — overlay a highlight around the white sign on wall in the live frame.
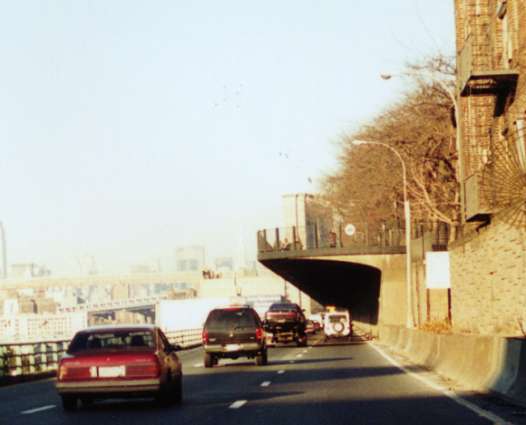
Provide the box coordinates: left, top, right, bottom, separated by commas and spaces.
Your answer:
425, 251, 451, 289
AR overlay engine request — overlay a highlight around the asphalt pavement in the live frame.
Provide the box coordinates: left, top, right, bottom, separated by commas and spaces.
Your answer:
1, 334, 525, 425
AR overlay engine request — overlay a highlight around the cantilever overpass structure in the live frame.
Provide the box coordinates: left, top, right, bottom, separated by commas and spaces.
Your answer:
257, 225, 448, 327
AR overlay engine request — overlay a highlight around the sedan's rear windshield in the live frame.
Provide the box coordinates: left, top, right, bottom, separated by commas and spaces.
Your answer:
268, 303, 296, 312
205, 309, 258, 331
68, 330, 155, 353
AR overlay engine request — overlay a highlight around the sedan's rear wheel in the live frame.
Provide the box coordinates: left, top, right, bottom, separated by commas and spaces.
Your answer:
173, 375, 183, 404
80, 398, 94, 407
61, 395, 78, 411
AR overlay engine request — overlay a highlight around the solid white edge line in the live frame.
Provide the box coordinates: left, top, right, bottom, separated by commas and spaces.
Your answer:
260, 381, 271, 387
367, 342, 512, 425
229, 400, 247, 409
21, 405, 56, 415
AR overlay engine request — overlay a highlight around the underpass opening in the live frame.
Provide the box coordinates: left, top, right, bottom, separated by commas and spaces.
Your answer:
259, 259, 381, 325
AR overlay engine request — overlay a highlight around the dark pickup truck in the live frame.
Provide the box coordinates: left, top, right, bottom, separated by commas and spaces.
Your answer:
263, 302, 307, 346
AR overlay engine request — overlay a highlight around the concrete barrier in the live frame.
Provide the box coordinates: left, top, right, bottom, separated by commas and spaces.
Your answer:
378, 325, 526, 407
352, 320, 378, 339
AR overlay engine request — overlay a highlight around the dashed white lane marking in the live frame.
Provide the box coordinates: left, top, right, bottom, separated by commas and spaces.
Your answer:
21, 405, 56, 415
296, 353, 303, 358
193, 363, 203, 368
229, 400, 247, 409
302, 350, 308, 354
260, 381, 271, 387
368, 342, 511, 425
277, 370, 285, 374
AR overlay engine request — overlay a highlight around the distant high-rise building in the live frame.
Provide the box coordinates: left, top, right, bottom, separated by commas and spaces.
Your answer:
175, 246, 206, 272
215, 257, 233, 272
0, 222, 6, 279
11, 263, 51, 279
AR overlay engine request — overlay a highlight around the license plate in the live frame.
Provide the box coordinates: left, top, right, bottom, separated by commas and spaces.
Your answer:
225, 344, 240, 352
98, 366, 125, 378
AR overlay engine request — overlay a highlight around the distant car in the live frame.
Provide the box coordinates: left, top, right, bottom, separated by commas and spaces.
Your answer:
263, 302, 307, 346
56, 324, 183, 411
323, 310, 352, 340
202, 306, 267, 367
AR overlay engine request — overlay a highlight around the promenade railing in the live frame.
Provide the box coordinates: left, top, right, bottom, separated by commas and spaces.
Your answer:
0, 328, 203, 383
257, 222, 450, 255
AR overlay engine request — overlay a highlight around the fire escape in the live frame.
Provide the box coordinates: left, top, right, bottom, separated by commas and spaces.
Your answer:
457, 0, 519, 223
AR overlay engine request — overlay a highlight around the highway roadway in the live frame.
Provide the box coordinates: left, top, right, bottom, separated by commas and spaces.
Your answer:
2, 334, 525, 425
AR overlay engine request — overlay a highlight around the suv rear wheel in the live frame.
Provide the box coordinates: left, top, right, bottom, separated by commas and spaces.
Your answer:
255, 349, 268, 366
204, 352, 215, 368
296, 334, 307, 347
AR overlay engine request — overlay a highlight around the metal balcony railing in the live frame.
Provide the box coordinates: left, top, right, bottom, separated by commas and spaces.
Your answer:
457, 32, 518, 97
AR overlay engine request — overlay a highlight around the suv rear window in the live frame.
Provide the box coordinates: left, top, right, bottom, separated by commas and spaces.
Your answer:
268, 303, 297, 312
68, 330, 155, 353
329, 314, 348, 323
205, 309, 258, 331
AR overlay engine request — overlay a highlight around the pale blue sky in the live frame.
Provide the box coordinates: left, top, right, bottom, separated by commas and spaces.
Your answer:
0, 1, 455, 275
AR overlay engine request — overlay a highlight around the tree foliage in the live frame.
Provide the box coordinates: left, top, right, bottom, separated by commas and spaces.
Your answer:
322, 56, 459, 233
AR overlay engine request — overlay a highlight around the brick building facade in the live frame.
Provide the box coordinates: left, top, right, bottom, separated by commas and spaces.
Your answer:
451, 0, 526, 335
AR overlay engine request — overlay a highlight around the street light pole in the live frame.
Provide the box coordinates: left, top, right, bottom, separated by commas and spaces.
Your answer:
351, 140, 413, 328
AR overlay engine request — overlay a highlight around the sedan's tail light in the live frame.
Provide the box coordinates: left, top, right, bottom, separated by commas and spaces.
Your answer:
202, 329, 209, 344
126, 356, 160, 378
58, 361, 93, 381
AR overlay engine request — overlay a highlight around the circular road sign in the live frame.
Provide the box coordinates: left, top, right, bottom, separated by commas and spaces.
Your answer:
344, 224, 356, 236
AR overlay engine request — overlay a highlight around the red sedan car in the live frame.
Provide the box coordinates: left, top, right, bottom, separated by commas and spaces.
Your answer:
56, 324, 182, 410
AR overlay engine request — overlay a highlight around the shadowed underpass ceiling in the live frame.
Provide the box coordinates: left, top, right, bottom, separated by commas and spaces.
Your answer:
259, 259, 381, 324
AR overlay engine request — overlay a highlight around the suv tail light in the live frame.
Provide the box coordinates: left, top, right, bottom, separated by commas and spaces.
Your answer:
255, 327, 263, 341
202, 329, 209, 344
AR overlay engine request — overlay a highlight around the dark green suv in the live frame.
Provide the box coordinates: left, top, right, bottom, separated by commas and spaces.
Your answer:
202, 306, 268, 367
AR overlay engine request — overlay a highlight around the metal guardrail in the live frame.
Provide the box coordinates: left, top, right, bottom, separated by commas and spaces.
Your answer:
0, 339, 69, 379
0, 328, 203, 382
165, 328, 203, 349
57, 295, 171, 314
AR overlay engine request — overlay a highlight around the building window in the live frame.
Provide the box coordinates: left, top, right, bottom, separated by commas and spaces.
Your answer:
498, 1, 512, 68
